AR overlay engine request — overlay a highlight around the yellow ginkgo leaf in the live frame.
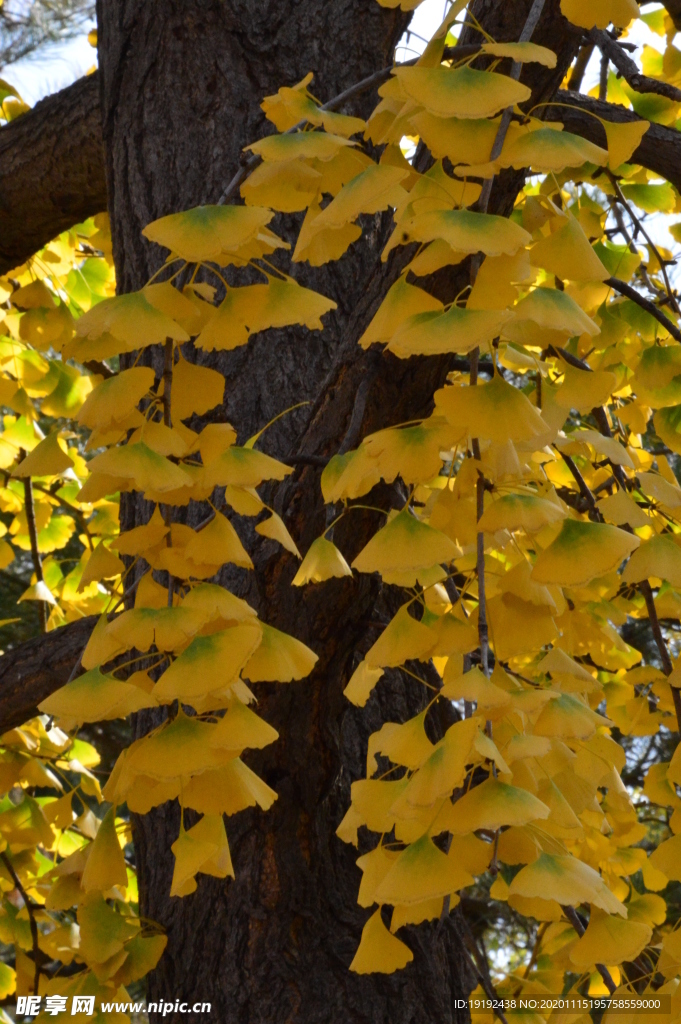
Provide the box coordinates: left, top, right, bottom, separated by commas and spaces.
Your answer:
373, 712, 434, 770
203, 446, 291, 489
395, 66, 531, 119
649, 832, 681, 881
537, 647, 596, 686
604, 118, 650, 170
353, 509, 458, 576
349, 909, 413, 974
480, 41, 557, 67
561, 0, 640, 29
255, 511, 301, 557
308, 165, 408, 233
468, 251, 532, 311
530, 215, 609, 282
76, 291, 189, 345
105, 606, 202, 654
111, 505, 169, 556
364, 604, 437, 669
208, 698, 278, 751
153, 624, 263, 701
182, 758, 277, 817
196, 279, 336, 351
125, 711, 225, 780
390, 209, 531, 259
396, 718, 479, 808
246, 132, 354, 163
184, 510, 253, 570
570, 908, 651, 968
87, 442, 192, 495
350, 780, 409, 834
507, 287, 600, 338
509, 852, 626, 915
292, 536, 352, 585
440, 666, 511, 708
242, 622, 318, 682
387, 305, 511, 358
293, 201, 362, 265
78, 367, 154, 432
500, 128, 608, 173
11, 431, 74, 478
77, 542, 124, 593
81, 808, 128, 893
654, 405, 681, 454
169, 354, 224, 421
77, 894, 138, 964
170, 827, 217, 898
181, 581, 257, 624
361, 418, 460, 486
478, 493, 566, 533
449, 778, 549, 834
241, 158, 323, 211
343, 660, 384, 707
359, 276, 443, 349
376, 835, 473, 906
142, 204, 279, 262
554, 364, 617, 413
531, 519, 640, 587
38, 668, 156, 727
435, 374, 547, 444
626, 892, 667, 926
533, 692, 611, 738
622, 534, 681, 587
186, 814, 234, 882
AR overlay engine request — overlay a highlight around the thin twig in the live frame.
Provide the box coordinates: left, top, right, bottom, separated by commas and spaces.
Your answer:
21, 461, 47, 633
568, 42, 595, 92
556, 448, 602, 518
591, 28, 681, 102
606, 277, 681, 343
598, 49, 609, 101
1, 851, 41, 995
476, 471, 490, 677
607, 172, 680, 313
477, 0, 547, 210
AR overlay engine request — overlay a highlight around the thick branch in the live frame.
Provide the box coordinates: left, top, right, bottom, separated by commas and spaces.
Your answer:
0, 72, 106, 274
548, 91, 681, 194
0, 616, 96, 734
590, 28, 681, 102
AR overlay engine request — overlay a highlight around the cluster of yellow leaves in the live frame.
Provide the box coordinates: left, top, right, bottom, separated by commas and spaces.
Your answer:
234, 0, 681, 1004
6, 0, 681, 1012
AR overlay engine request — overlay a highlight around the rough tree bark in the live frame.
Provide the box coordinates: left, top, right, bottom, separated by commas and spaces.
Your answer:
0, 73, 105, 274
0, 0, 598, 1019
94, 3, 480, 1023
89, 3, 587, 1022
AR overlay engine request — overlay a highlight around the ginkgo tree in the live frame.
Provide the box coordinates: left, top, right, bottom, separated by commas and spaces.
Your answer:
4, 0, 681, 1020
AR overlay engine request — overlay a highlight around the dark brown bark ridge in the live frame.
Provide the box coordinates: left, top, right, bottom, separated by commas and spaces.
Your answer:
0, 73, 105, 275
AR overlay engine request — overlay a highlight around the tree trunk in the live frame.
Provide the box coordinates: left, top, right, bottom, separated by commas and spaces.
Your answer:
94, 1, 580, 1019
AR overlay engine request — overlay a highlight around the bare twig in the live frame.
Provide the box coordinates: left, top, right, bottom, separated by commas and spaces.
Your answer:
477, 0, 548, 210
21, 463, 47, 633
1, 851, 41, 995
568, 42, 595, 92
606, 277, 681, 343
591, 28, 681, 102
607, 172, 680, 314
